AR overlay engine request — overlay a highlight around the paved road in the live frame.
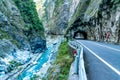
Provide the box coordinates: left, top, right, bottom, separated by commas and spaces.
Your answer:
76, 40, 120, 80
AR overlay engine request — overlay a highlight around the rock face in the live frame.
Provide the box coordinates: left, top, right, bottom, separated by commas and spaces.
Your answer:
0, 0, 46, 75
0, 0, 46, 53
67, 0, 120, 43
44, 0, 70, 34
83, 0, 120, 43
44, 0, 120, 43
29, 32, 46, 53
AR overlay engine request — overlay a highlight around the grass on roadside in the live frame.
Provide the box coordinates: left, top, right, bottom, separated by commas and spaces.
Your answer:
46, 41, 73, 80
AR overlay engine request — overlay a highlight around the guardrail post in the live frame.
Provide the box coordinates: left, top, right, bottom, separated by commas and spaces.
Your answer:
68, 41, 87, 80
74, 55, 78, 74
74, 49, 80, 74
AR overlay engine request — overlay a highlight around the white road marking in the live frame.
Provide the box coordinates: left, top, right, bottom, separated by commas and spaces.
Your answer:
91, 42, 120, 52
77, 41, 120, 76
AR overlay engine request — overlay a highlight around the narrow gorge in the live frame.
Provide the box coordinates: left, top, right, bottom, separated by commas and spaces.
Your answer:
0, 0, 120, 80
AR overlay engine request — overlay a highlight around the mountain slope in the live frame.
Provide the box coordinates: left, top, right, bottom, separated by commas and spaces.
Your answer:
0, 0, 46, 75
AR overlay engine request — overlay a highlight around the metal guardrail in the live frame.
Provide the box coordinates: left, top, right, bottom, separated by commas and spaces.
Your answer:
68, 41, 87, 80
68, 41, 79, 49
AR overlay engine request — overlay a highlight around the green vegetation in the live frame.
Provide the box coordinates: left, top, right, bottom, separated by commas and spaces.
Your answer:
46, 41, 73, 80
0, 30, 10, 39
7, 60, 21, 72
13, 0, 44, 31
30, 74, 39, 80
55, 0, 64, 9
54, 0, 64, 18
9, 60, 21, 69
84, 0, 102, 18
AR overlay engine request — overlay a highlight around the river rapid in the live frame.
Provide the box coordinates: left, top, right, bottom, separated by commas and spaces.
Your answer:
18, 35, 63, 80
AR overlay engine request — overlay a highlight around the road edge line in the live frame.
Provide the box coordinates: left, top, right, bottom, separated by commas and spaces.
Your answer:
77, 41, 120, 76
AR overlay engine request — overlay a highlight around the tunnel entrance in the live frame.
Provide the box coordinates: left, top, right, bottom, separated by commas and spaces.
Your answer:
73, 30, 87, 39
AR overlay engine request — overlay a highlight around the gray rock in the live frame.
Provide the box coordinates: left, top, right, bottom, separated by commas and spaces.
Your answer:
0, 12, 8, 25
0, 39, 17, 58
0, 0, 46, 76
0, 63, 8, 74
30, 36, 46, 53
44, 0, 70, 34
66, 0, 120, 44
0, 66, 5, 72
13, 50, 32, 64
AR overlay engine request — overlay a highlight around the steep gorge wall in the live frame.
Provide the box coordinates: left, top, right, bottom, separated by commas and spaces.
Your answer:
44, 0, 120, 43
68, 0, 120, 43
44, 0, 70, 34
0, 0, 46, 74
84, 0, 120, 43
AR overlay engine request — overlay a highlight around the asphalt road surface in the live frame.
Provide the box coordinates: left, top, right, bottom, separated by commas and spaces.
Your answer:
76, 40, 120, 80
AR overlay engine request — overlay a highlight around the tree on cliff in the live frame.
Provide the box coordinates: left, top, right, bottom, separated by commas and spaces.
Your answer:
13, 0, 44, 31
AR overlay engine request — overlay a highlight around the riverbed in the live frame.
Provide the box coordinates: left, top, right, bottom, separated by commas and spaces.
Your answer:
17, 35, 63, 80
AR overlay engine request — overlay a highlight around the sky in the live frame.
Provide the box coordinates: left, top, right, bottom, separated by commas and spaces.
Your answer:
34, 0, 39, 2
34, 0, 45, 2
34, 0, 45, 18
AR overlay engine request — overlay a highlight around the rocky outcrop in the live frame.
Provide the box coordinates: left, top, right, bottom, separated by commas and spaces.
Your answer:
29, 31, 46, 53
84, 0, 120, 43
44, 0, 70, 34
43, 0, 120, 43
67, 0, 120, 43
68, 0, 81, 21
0, 0, 46, 75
